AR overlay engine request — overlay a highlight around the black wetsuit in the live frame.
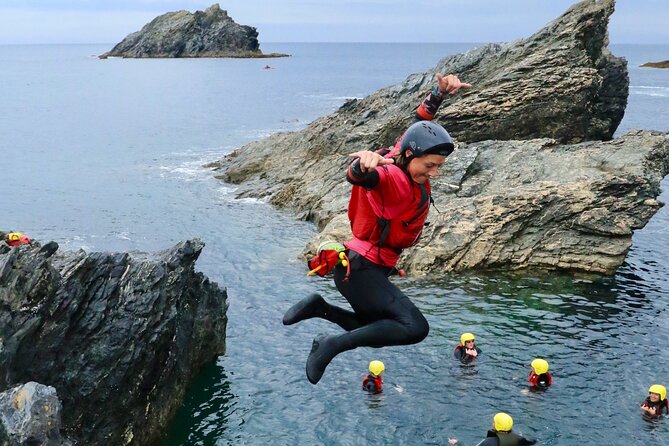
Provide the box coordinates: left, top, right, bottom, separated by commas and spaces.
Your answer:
325, 250, 429, 347
362, 373, 383, 394
476, 430, 536, 446
454, 345, 481, 363
642, 397, 669, 417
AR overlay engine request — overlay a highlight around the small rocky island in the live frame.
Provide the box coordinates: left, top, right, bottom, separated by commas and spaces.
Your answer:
100, 3, 288, 59
641, 60, 669, 68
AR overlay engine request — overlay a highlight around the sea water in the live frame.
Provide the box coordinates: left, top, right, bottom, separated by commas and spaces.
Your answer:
1, 42, 668, 446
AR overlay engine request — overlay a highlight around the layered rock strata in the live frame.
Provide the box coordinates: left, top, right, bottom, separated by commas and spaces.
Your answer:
208, 0, 669, 275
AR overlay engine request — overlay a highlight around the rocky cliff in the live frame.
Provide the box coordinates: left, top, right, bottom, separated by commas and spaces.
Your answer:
100, 3, 287, 59
208, 0, 669, 275
0, 239, 228, 445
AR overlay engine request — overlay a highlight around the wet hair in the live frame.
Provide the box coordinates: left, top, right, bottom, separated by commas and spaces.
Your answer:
393, 150, 413, 171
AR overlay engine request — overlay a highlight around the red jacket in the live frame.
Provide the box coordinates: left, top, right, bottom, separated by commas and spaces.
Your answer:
345, 88, 444, 267
362, 374, 383, 393
346, 158, 431, 267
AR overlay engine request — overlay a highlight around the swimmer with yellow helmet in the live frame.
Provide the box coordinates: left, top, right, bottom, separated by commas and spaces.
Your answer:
475, 412, 537, 446
528, 358, 552, 388
640, 384, 669, 418
454, 332, 481, 363
362, 360, 384, 394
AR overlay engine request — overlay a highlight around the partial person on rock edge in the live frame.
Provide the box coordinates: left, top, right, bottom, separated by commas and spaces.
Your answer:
283, 73, 471, 384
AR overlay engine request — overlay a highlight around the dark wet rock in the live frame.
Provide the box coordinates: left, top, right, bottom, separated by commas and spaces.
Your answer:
100, 3, 288, 59
0, 382, 73, 445
641, 60, 669, 68
0, 239, 228, 445
208, 0, 669, 275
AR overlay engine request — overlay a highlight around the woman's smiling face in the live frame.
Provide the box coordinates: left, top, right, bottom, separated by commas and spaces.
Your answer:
406, 152, 447, 184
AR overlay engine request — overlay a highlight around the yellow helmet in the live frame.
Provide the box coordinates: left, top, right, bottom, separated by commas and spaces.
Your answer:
7, 232, 24, 242
493, 412, 513, 432
649, 384, 667, 401
369, 360, 385, 376
460, 333, 475, 344
531, 358, 549, 375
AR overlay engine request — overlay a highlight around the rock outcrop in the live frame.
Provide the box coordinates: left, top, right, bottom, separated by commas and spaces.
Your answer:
641, 60, 669, 68
100, 3, 288, 59
0, 382, 73, 445
0, 239, 228, 445
207, 0, 669, 275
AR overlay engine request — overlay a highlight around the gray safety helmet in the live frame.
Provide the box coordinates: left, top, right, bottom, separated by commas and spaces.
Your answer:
399, 121, 454, 157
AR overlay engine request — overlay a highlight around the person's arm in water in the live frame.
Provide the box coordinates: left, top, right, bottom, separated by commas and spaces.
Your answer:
414, 73, 471, 123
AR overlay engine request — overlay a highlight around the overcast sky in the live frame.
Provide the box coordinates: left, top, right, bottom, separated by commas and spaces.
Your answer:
0, 0, 665, 45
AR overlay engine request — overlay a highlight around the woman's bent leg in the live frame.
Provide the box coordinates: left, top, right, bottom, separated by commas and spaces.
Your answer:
282, 293, 365, 331
306, 264, 429, 384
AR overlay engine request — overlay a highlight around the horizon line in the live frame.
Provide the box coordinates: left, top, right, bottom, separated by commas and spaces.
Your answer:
1, 40, 666, 46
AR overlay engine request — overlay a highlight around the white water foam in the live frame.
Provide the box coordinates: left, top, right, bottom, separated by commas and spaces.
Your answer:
156, 148, 230, 182
630, 85, 669, 97
216, 186, 267, 205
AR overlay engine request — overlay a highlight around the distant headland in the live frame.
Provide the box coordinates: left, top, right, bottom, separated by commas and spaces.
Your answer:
99, 3, 289, 59
640, 60, 669, 68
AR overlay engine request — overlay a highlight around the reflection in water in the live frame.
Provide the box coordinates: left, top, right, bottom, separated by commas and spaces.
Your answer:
163, 360, 236, 445
166, 258, 668, 445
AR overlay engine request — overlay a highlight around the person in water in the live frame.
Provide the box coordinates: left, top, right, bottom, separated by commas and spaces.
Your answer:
454, 332, 480, 363
283, 73, 471, 384
641, 384, 669, 418
476, 412, 537, 446
528, 358, 552, 388
362, 360, 384, 394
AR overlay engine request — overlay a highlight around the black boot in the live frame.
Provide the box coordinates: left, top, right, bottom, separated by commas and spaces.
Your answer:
282, 293, 327, 325
306, 334, 340, 384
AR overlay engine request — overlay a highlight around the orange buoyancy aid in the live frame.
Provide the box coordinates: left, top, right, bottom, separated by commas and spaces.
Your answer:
347, 163, 431, 267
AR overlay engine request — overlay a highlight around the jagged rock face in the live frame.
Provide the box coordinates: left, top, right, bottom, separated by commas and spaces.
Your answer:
0, 240, 228, 445
101, 3, 260, 58
0, 382, 72, 445
385, 131, 669, 274
208, 0, 666, 275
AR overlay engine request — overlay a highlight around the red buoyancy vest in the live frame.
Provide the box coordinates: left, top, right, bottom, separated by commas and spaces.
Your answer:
642, 397, 669, 416
528, 371, 552, 387
346, 149, 431, 267
6, 233, 31, 247
362, 374, 383, 393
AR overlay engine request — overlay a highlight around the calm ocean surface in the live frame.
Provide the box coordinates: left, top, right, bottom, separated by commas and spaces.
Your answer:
1, 42, 668, 446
